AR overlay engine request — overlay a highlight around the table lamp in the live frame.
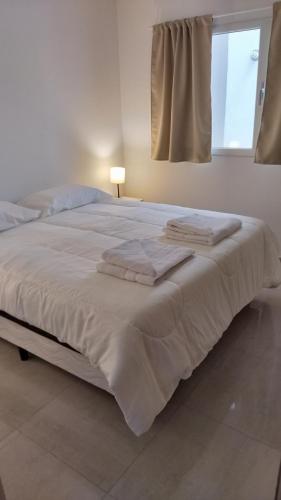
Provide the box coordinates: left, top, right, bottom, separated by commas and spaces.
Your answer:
110, 166, 125, 198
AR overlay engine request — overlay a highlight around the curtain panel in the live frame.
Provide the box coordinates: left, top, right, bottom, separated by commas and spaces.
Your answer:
151, 15, 213, 163
255, 1, 281, 164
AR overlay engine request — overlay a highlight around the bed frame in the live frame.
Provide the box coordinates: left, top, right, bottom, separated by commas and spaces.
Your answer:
0, 312, 112, 394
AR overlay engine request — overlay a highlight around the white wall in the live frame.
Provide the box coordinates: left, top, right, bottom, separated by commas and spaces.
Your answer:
0, 0, 123, 201
117, 0, 281, 244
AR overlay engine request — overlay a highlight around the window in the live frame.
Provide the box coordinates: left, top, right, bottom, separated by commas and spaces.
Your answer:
211, 13, 272, 156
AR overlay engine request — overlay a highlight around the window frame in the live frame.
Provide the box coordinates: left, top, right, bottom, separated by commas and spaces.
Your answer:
212, 10, 272, 157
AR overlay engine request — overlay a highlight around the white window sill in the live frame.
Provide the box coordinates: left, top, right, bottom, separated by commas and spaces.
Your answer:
212, 148, 255, 158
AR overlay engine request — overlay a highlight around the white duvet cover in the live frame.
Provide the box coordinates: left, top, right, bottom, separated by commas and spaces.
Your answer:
0, 199, 280, 435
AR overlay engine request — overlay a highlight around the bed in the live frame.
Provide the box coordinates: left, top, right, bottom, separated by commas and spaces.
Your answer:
0, 195, 280, 435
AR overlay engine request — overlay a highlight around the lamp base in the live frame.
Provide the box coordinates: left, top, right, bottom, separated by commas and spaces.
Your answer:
117, 184, 120, 198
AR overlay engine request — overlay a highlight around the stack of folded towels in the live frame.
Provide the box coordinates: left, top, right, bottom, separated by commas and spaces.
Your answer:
97, 238, 194, 285
164, 213, 241, 246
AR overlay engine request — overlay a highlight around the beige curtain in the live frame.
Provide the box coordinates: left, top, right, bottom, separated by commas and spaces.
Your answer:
151, 15, 213, 163
255, 1, 281, 164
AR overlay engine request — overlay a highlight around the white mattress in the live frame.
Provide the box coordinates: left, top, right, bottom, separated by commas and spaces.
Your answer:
0, 199, 280, 435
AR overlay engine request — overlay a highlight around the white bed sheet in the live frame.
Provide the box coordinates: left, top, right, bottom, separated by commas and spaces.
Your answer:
0, 199, 280, 435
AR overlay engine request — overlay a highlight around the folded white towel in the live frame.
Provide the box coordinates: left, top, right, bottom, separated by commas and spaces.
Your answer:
166, 214, 241, 245
164, 228, 214, 245
97, 239, 194, 285
97, 262, 157, 286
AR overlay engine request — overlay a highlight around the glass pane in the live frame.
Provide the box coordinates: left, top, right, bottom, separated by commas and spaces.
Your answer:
212, 28, 260, 149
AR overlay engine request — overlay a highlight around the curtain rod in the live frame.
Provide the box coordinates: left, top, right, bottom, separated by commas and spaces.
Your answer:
151, 6, 272, 27
214, 6, 272, 19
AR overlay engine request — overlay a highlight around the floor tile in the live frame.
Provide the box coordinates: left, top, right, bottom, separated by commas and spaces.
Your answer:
186, 342, 281, 449
0, 342, 74, 428
0, 421, 13, 444
0, 339, 19, 362
21, 378, 173, 491
276, 467, 281, 500
0, 432, 103, 500
111, 406, 280, 500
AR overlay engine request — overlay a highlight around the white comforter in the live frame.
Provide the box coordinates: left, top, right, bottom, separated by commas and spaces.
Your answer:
0, 199, 280, 435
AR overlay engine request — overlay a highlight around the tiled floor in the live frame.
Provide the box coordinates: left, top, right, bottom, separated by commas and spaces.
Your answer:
0, 287, 281, 499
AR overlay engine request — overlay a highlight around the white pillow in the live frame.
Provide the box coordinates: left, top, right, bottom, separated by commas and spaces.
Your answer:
0, 201, 41, 232
18, 184, 112, 217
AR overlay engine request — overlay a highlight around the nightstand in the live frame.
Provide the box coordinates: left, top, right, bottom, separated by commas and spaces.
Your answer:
120, 196, 144, 202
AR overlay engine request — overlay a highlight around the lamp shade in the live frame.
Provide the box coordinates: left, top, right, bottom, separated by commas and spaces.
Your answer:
110, 166, 125, 184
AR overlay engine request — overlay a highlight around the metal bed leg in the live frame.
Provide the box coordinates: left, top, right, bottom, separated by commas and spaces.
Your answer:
18, 347, 29, 361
